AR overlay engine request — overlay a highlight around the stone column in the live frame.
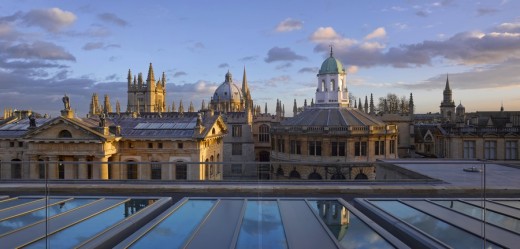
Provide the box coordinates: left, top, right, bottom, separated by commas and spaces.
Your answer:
77, 157, 88, 179
110, 155, 121, 180
64, 159, 75, 179
28, 155, 40, 179
47, 156, 58, 179
93, 156, 108, 180
0, 156, 10, 180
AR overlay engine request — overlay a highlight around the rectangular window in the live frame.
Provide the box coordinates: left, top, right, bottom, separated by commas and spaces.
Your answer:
355, 142, 367, 156
178, 142, 183, 149
290, 140, 301, 154
331, 142, 345, 156
148, 143, 153, 149
278, 139, 285, 153
464, 140, 476, 159
375, 141, 385, 156
232, 125, 242, 137
151, 162, 161, 180
232, 143, 242, 155
18, 142, 23, 147
390, 140, 396, 154
308, 141, 321, 156
506, 141, 518, 160
231, 164, 242, 174
258, 125, 270, 143
484, 141, 497, 160
158, 142, 163, 149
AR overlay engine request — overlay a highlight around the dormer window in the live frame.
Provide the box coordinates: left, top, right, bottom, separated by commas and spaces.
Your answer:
58, 130, 72, 138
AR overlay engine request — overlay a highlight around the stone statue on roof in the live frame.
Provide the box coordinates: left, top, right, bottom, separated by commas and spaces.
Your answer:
62, 94, 71, 111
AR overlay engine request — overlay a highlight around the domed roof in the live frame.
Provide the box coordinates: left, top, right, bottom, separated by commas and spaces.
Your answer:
457, 102, 465, 110
319, 49, 345, 75
213, 71, 243, 102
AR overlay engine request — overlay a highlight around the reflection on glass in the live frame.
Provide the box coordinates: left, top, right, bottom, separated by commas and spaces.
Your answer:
435, 200, 520, 233
493, 200, 520, 209
26, 199, 154, 249
0, 198, 95, 235
308, 200, 393, 249
0, 198, 40, 211
371, 201, 502, 249
236, 200, 287, 249
130, 200, 215, 249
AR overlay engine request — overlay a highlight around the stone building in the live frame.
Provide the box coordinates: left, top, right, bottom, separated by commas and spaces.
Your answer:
271, 49, 398, 180
125, 63, 166, 113
0, 98, 227, 181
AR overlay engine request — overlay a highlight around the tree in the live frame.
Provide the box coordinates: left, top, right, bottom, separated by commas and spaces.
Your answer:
377, 93, 410, 114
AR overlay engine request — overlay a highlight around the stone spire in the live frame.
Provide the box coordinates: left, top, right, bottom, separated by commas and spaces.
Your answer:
201, 99, 206, 110
188, 101, 195, 112
358, 98, 363, 111
127, 69, 132, 89
364, 96, 368, 113
146, 63, 155, 88
116, 100, 121, 114
171, 100, 176, 112
178, 100, 184, 113
304, 99, 307, 107
161, 72, 166, 87
103, 94, 112, 113
409, 93, 414, 114
137, 73, 143, 88
264, 103, 268, 114
293, 99, 297, 117
369, 93, 375, 114
354, 99, 357, 108
89, 93, 100, 115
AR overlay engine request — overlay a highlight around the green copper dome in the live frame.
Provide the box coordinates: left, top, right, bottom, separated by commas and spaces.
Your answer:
319, 56, 344, 74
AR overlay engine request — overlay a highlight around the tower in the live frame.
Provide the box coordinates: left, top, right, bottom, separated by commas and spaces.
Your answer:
440, 74, 456, 122
126, 63, 166, 113
315, 47, 349, 108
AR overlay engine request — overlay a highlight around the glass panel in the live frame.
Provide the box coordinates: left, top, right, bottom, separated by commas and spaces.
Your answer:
26, 199, 154, 249
371, 201, 502, 249
0, 198, 40, 210
493, 201, 520, 209
308, 200, 393, 249
236, 200, 287, 249
0, 198, 96, 235
130, 200, 216, 248
435, 200, 520, 233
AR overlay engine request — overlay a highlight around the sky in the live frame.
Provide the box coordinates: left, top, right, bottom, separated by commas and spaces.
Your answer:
1, 0, 520, 117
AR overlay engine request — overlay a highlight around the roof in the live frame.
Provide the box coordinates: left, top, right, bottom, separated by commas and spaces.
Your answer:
213, 71, 243, 102
280, 107, 385, 127
319, 55, 345, 75
0, 118, 52, 138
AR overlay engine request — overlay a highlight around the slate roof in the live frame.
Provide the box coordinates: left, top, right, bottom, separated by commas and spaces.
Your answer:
280, 107, 385, 127
0, 118, 52, 138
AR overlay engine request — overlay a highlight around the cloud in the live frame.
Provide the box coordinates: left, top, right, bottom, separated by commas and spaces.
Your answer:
347, 66, 359, 74
22, 8, 76, 33
265, 75, 291, 87
275, 62, 292, 70
239, 55, 258, 62
188, 42, 205, 51
309, 27, 357, 50
312, 23, 520, 68
496, 22, 520, 32
275, 18, 303, 32
264, 47, 306, 63
173, 71, 187, 77
218, 63, 229, 68
415, 10, 429, 17
82, 42, 121, 51
364, 27, 386, 40
298, 67, 318, 73
477, 8, 499, 16
97, 13, 128, 26
2, 41, 76, 61
105, 74, 118, 81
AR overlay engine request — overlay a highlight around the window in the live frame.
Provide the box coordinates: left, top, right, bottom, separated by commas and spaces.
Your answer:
390, 140, 396, 154
231, 164, 242, 174
128, 142, 134, 148
175, 162, 187, 180
290, 140, 301, 154
375, 141, 385, 156
484, 141, 496, 160
463, 140, 476, 159
308, 141, 322, 156
331, 142, 345, 156
277, 139, 285, 153
258, 125, 270, 143
148, 143, 153, 149
232, 143, 242, 155
506, 141, 518, 160
18, 142, 23, 147
232, 125, 242, 137
58, 130, 72, 138
11, 159, 21, 179
9, 142, 14, 147
58, 162, 64, 179
355, 142, 367, 156
151, 162, 161, 180
158, 143, 163, 149
178, 142, 183, 149
38, 160, 45, 179
127, 161, 138, 179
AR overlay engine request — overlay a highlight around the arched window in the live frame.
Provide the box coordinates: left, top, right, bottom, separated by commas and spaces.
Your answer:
11, 159, 22, 179
321, 80, 326, 91
176, 161, 187, 180
258, 125, 270, 143
58, 130, 72, 138
330, 79, 335, 91
308, 170, 322, 180
289, 167, 301, 179
355, 173, 368, 180
212, 128, 216, 135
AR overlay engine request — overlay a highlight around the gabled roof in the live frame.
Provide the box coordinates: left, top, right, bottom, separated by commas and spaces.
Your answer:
23, 116, 111, 142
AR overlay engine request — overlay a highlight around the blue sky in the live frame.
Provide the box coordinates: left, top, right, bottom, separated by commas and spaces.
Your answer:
1, 0, 520, 116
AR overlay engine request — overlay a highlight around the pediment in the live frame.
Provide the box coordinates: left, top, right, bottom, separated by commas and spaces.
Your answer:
23, 117, 106, 142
